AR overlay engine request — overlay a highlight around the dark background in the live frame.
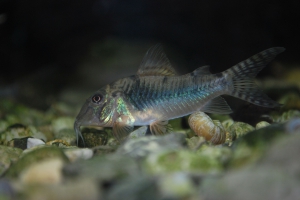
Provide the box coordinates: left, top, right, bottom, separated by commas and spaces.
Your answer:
0, 0, 299, 109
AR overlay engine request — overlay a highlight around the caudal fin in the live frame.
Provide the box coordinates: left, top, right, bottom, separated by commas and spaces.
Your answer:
224, 47, 285, 107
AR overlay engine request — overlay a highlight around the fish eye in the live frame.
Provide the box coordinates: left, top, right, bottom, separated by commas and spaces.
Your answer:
92, 94, 102, 103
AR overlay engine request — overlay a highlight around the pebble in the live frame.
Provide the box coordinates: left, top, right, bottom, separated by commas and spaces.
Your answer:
19, 158, 64, 184
0, 146, 23, 175
63, 147, 93, 162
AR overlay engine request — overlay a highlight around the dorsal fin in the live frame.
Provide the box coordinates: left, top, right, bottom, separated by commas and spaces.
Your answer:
191, 65, 211, 76
137, 44, 177, 76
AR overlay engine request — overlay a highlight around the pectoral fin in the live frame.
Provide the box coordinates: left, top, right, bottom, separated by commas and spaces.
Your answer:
113, 115, 134, 142
150, 120, 172, 135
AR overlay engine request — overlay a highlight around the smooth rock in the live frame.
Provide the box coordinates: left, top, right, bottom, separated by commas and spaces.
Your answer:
0, 179, 15, 199
63, 154, 140, 182
105, 175, 159, 200
117, 133, 187, 159
21, 178, 99, 200
4, 146, 68, 179
27, 138, 45, 148
229, 123, 285, 168
285, 117, 300, 133
8, 137, 46, 150
19, 158, 64, 184
128, 126, 147, 139
158, 172, 197, 198
201, 134, 300, 200
63, 147, 93, 162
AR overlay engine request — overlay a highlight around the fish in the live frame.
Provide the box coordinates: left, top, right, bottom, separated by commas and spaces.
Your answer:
74, 44, 285, 143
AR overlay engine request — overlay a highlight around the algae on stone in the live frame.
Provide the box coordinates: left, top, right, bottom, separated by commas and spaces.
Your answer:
4, 146, 69, 179
227, 122, 255, 141
272, 110, 300, 123
229, 123, 285, 168
0, 124, 47, 144
78, 128, 108, 148
255, 121, 270, 129
145, 149, 224, 175
0, 145, 23, 175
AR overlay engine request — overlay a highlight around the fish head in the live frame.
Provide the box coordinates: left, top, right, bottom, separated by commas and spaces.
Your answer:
74, 87, 116, 144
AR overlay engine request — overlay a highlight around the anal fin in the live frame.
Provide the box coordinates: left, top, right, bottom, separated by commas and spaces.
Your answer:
201, 96, 232, 114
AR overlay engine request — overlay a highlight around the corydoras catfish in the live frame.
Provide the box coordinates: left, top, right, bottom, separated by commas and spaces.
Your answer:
74, 45, 284, 143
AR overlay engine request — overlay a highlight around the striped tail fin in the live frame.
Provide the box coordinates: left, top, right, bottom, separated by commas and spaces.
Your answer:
224, 47, 285, 107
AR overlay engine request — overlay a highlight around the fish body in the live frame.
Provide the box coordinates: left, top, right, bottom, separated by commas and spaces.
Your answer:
74, 45, 284, 142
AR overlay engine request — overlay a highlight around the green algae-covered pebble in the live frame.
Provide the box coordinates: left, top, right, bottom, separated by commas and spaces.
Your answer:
145, 149, 224, 175
0, 124, 47, 145
0, 145, 23, 175
0, 124, 31, 142
222, 119, 234, 130
4, 146, 69, 179
255, 121, 270, 129
186, 136, 205, 150
0, 124, 33, 145
229, 123, 285, 168
228, 122, 255, 140
78, 128, 108, 148
197, 144, 232, 165
273, 110, 300, 123
54, 128, 77, 145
